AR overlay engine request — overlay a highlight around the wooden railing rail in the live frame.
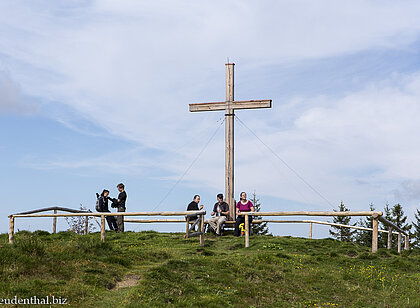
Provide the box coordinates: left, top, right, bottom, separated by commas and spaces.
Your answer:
237, 211, 408, 253
8, 211, 206, 247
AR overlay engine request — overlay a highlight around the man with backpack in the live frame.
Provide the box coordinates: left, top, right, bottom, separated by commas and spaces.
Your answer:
96, 189, 118, 231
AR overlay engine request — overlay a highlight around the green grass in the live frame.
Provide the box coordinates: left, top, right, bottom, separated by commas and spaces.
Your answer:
0, 231, 419, 307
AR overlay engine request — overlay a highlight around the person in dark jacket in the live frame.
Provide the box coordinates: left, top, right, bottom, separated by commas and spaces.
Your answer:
206, 193, 230, 236
111, 183, 127, 232
187, 195, 203, 221
97, 189, 118, 231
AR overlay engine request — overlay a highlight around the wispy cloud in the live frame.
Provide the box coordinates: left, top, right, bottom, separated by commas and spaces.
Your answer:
0, 69, 38, 114
2, 1, 420, 215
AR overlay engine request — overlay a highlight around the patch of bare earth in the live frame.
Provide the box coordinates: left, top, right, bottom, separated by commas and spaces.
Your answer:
114, 274, 141, 289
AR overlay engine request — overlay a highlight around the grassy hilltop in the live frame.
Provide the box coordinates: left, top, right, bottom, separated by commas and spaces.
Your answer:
0, 231, 419, 307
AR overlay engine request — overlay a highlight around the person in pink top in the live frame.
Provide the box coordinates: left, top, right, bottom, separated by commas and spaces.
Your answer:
234, 192, 255, 236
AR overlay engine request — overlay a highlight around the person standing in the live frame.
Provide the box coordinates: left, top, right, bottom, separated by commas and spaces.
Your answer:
234, 192, 255, 236
113, 183, 127, 232
206, 193, 229, 236
97, 189, 118, 231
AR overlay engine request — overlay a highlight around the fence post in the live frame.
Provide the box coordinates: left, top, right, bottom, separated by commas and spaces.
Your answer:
387, 227, 392, 249
101, 215, 105, 243
397, 233, 401, 253
199, 214, 204, 247
404, 235, 409, 250
372, 216, 378, 253
309, 222, 313, 239
185, 216, 190, 238
53, 209, 57, 234
84, 215, 89, 235
9, 216, 14, 244
245, 214, 250, 248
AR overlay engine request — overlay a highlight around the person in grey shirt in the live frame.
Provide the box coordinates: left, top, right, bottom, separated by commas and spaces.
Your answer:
206, 193, 229, 236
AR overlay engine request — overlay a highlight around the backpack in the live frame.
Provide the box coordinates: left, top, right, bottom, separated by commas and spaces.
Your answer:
95, 194, 101, 211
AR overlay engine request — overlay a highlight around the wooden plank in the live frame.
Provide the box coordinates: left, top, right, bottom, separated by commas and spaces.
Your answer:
189, 100, 271, 112
189, 101, 227, 112
404, 235, 409, 250
10, 206, 90, 216
226, 63, 235, 221
372, 218, 378, 253
199, 214, 205, 246
101, 215, 105, 243
245, 214, 249, 248
9, 217, 14, 244
378, 216, 408, 235
237, 211, 383, 217
231, 99, 272, 110
387, 227, 393, 249
309, 222, 313, 239
398, 233, 401, 253
185, 216, 190, 238
188, 231, 203, 238
11, 210, 207, 218
53, 209, 57, 234
84, 215, 89, 235
125, 219, 186, 223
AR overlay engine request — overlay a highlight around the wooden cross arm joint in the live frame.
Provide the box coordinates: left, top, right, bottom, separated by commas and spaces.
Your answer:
189, 100, 272, 112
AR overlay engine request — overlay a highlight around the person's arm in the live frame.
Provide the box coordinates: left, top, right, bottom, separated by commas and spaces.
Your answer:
249, 201, 255, 212
236, 203, 240, 216
117, 192, 127, 204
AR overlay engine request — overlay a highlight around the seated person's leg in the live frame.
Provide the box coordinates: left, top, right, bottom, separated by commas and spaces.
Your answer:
234, 216, 244, 236
216, 216, 227, 235
207, 217, 218, 233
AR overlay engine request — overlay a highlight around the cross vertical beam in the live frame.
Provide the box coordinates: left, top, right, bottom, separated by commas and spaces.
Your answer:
189, 63, 272, 221
225, 63, 235, 220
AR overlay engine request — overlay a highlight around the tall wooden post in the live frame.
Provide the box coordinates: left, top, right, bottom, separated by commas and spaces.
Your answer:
189, 63, 272, 220
199, 214, 205, 247
309, 222, 313, 239
101, 215, 105, 243
372, 217, 378, 253
225, 63, 235, 220
9, 216, 14, 244
397, 233, 401, 253
245, 214, 250, 248
387, 227, 392, 249
53, 209, 57, 234
404, 235, 409, 250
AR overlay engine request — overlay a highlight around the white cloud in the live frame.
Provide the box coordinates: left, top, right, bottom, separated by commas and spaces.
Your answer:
1, 1, 420, 215
0, 70, 37, 114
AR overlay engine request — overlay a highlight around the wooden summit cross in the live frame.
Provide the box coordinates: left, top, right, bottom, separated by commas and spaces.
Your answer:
189, 63, 272, 220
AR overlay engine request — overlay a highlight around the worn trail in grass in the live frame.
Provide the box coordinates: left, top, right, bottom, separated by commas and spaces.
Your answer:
0, 231, 419, 307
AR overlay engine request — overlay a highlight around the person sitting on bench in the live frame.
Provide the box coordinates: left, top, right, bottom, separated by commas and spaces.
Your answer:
234, 192, 255, 236
206, 193, 229, 236
187, 195, 204, 229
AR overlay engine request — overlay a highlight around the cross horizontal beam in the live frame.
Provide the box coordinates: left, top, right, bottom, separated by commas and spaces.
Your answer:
189, 99, 272, 112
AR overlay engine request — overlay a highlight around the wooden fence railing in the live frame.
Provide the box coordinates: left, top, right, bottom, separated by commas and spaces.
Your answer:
8, 209, 410, 253
8, 210, 206, 247
237, 211, 409, 252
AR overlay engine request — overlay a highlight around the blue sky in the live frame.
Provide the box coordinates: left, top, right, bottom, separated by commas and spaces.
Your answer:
1, 1, 420, 237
